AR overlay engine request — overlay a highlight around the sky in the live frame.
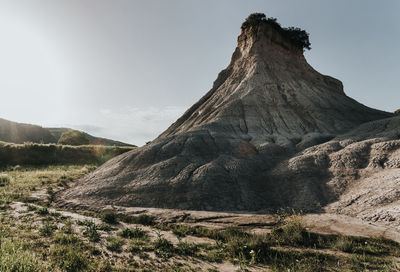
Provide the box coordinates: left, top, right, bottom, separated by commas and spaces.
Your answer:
0, 0, 399, 146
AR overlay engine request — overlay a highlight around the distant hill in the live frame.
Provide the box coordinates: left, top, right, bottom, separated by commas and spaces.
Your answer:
0, 118, 56, 144
0, 118, 135, 147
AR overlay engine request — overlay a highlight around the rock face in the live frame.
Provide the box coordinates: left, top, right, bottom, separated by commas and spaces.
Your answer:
58, 20, 395, 212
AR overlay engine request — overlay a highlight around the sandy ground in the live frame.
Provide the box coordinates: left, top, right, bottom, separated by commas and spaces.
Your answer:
82, 204, 400, 243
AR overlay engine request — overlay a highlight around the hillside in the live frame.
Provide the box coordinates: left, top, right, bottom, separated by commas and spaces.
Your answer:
0, 118, 56, 144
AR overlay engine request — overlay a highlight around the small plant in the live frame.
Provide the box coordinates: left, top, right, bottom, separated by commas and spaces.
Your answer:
51, 244, 88, 272
39, 221, 57, 237
27, 205, 36, 212
118, 227, 147, 239
97, 223, 113, 231
106, 236, 125, 253
100, 210, 119, 225
203, 249, 224, 263
270, 215, 309, 246
128, 240, 153, 254
122, 214, 155, 226
153, 237, 174, 258
96, 260, 113, 272
36, 206, 49, 215
176, 242, 198, 256
54, 233, 81, 245
61, 220, 74, 234
0, 175, 10, 186
83, 221, 100, 242
333, 236, 355, 253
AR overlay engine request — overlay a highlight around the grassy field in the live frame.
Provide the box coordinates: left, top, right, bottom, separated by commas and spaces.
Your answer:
0, 141, 135, 166
0, 164, 399, 271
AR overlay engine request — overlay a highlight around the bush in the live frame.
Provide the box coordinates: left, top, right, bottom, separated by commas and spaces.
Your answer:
241, 13, 267, 30
395, 109, 400, 115
58, 130, 90, 146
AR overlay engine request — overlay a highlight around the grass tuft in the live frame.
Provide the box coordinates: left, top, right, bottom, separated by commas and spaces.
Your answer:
100, 211, 119, 225
106, 236, 125, 253
154, 237, 174, 258
118, 227, 147, 239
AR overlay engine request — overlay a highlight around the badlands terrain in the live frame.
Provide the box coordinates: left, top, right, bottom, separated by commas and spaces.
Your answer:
1, 13, 400, 272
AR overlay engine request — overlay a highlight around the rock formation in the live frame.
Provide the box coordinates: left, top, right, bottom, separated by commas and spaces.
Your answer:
58, 15, 397, 214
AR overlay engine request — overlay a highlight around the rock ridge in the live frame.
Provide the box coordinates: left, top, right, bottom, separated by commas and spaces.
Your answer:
57, 15, 395, 214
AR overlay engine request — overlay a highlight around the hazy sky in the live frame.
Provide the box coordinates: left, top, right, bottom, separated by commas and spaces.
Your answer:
0, 0, 399, 145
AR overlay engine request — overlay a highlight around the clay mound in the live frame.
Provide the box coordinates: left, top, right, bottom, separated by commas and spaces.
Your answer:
57, 17, 393, 211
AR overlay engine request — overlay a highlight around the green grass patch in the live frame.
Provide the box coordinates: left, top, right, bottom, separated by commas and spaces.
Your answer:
0, 165, 97, 203
50, 244, 89, 272
0, 238, 43, 272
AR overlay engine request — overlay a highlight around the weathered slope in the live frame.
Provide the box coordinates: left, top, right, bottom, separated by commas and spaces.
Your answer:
57, 21, 393, 212
269, 116, 400, 221
159, 24, 390, 144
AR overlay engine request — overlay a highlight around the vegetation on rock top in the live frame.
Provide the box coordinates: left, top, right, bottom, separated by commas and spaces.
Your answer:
241, 12, 311, 50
